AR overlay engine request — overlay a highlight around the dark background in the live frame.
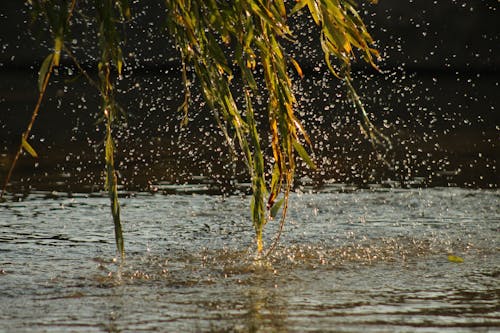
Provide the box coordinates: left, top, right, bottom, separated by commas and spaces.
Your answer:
0, 0, 498, 193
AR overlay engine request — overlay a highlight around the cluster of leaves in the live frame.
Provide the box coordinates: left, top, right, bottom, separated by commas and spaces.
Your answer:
164, 0, 384, 255
2, 0, 385, 257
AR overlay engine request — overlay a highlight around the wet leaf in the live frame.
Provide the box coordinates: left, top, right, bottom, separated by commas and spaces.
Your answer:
21, 137, 38, 158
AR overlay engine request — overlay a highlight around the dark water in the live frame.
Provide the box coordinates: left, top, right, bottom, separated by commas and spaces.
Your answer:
1, 187, 498, 332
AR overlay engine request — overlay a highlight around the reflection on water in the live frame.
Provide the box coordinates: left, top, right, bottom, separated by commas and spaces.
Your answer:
0, 187, 499, 332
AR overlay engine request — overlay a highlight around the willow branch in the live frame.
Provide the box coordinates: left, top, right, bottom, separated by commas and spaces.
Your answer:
1, 59, 55, 199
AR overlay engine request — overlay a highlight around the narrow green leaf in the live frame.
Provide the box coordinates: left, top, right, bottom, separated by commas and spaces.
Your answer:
21, 137, 38, 158
38, 53, 53, 91
293, 140, 316, 169
270, 198, 284, 219
291, 0, 308, 15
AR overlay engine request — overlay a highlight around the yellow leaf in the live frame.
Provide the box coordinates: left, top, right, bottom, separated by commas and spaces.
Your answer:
447, 255, 464, 263
307, 0, 322, 26
290, 57, 303, 78
117, 58, 123, 76
21, 137, 38, 158
276, 0, 286, 17
53, 36, 63, 67
343, 38, 352, 55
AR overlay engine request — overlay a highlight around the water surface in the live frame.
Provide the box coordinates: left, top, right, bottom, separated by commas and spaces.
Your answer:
0, 187, 499, 332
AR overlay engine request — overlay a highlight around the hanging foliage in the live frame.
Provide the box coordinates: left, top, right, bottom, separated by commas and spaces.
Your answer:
164, 0, 385, 254
2, 0, 388, 257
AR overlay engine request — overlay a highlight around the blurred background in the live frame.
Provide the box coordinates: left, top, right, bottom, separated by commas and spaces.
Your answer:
0, 0, 498, 193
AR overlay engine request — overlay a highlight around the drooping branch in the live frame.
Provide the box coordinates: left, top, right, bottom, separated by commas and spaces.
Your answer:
12, 0, 387, 258
2, 0, 76, 200
95, 0, 130, 259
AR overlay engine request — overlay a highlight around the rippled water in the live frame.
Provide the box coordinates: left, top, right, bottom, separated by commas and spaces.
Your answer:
0, 187, 499, 332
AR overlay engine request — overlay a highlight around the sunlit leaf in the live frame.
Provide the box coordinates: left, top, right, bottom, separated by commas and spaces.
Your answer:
53, 36, 62, 66
117, 58, 123, 75
21, 137, 38, 158
268, 164, 282, 209
290, 57, 303, 78
291, 0, 308, 15
275, 0, 286, 17
307, 0, 322, 25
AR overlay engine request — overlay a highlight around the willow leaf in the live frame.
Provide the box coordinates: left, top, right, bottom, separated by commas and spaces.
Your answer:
290, 57, 303, 78
293, 140, 316, 169
291, 0, 308, 15
447, 255, 464, 263
53, 36, 62, 66
307, 0, 322, 25
269, 198, 284, 219
117, 0, 131, 19
38, 53, 54, 91
21, 137, 38, 158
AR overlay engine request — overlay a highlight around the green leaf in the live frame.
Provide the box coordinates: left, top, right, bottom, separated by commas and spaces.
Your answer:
291, 0, 308, 15
21, 137, 38, 158
293, 140, 316, 169
269, 198, 284, 219
38, 53, 53, 91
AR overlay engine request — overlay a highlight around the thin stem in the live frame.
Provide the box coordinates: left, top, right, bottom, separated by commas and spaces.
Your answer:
1, 59, 54, 200
67, 0, 78, 23
344, 76, 392, 149
262, 173, 292, 258
101, 62, 124, 259
63, 44, 100, 91
1, 1, 79, 200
